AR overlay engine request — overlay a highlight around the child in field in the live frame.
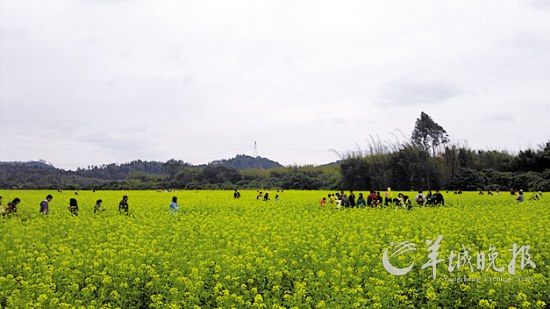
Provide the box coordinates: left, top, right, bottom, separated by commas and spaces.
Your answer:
170, 196, 179, 214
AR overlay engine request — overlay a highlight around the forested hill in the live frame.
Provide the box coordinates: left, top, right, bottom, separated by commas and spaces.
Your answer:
0, 155, 312, 190
209, 154, 283, 170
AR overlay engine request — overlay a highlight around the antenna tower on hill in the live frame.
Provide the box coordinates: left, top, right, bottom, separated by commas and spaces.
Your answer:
253, 141, 258, 157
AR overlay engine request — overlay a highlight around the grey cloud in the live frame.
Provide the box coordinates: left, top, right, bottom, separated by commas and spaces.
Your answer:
497, 31, 550, 54
377, 73, 461, 106
79, 132, 156, 158
530, 0, 550, 9
0, 26, 30, 38
484, 114, 516, 122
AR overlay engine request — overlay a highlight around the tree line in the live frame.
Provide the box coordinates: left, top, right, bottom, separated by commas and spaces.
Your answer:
1, 113, 548, 191
340, 112, 549, 192
340, 142, 549, 192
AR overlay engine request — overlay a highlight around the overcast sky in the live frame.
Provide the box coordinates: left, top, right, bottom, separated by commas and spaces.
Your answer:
1, 1, 549, 170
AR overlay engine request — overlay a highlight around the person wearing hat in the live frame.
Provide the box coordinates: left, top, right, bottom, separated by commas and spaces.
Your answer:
516, 190, 525, 203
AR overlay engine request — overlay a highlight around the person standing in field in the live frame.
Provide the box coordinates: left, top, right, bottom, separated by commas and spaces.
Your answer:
170, 196, 179, 214
384, 188, 392, 206
119, 195, 129, 215
68, 198, 79, 216
233, 189, 241, 199
94, 199, 103, 214
40, 195, 53, 215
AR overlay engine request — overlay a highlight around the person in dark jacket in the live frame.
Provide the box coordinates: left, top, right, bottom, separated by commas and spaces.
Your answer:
119, 195, 129, 215
68, 198, 79, 216
433, 190, 445, 206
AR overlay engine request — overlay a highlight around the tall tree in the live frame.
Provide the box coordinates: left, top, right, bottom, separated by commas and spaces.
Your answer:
411, 111, 449, 156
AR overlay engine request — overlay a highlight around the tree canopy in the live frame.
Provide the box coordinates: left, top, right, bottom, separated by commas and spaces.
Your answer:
411, 111, 449, 156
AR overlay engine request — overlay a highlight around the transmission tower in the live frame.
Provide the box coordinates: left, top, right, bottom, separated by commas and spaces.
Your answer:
253, 141, 257, 157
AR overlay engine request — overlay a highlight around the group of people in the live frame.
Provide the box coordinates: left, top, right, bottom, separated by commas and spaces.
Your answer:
0, 194, 132, 217
2, 188, 541, 218
320, 189, 445, 210
414, 190, 445, 207
40, 194, 109, 216
515, 190, 543, 203
255, 191, 280, 202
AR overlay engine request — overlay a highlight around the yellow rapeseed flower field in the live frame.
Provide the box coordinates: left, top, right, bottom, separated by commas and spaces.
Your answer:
0, 190, 548, 308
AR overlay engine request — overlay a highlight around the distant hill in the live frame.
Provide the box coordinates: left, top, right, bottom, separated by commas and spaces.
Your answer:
209, 154, 283, 170
0, 160, 65, 189
0, 155, 286, 189
0, 160, 57, 170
